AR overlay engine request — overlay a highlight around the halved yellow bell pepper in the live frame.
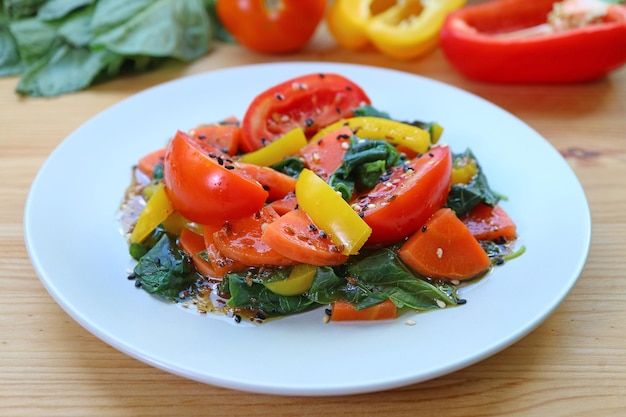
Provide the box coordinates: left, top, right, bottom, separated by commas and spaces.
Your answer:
327, 0, 466, 60
239, 127, 307, 166
295, 168, 371, 255
311, 116, 433, 154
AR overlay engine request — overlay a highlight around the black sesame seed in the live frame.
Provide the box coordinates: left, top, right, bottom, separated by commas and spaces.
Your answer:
305, 118, 314, 127
428, 152, 434, 157
275, 93, 284, 100
309, 224, 318, 232
134, 280, 142, 288
154, 257, 161, 266
198, 134, 206, 139
225, 165, 235, 170
325, 308, 332, 316
209, 152, 217, 158
317, 138, 323, 145
337, 134, 350, 140
422, 225, 428, 232
345, 85, 353, 91
457, 299, 467, 305
319, 230, 328, 239
234, 315, 242, 323
217, 156, 224, 165
335, 106, 341, 114
262, 185, 271, 191
319, 73, 325, 79
127, 272, 136, 280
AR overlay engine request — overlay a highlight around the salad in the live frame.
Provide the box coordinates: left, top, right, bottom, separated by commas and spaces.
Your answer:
119, 72, 523, 324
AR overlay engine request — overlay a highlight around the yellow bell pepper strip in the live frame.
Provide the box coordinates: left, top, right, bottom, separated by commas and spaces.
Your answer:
311, 116, 433, 154
295, 168, 372, 255
239, 127, 307, 166
450, 154, 478, 185
130, 182, 175, 244
263, 264, 318, 296
327, 0, 466, 60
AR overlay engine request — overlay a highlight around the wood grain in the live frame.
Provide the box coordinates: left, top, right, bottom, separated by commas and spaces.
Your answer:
2, 17, 626, 417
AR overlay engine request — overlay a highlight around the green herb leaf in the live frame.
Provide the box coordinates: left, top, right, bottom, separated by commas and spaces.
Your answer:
133, 234, 196, 300
91, 0, 212, 61
446, 149, 500, 216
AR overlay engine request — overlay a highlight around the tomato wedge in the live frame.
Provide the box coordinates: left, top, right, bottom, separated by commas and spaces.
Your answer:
237, 162, 297, 202
299, 125, 353, 180
188, 121, 241, 156
202, 224, 246, 278
163, 130, 268, 225
179, 228, 216, 278
240, 73, 371, 152
461, 203, 517, 242
261, 209, 349, 266
213, 206, 297, 267
355, 145, 452, 246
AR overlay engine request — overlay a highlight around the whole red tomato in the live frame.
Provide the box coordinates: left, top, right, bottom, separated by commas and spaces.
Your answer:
216, 0, 327, 54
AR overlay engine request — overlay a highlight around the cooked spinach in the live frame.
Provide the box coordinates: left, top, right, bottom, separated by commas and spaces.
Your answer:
308, 249, 459, 311
329, 137, 401, 200
221, 248, 461, 318
446, 149, 501, 216
221, 269, 317, 318
133, 233, 197, 300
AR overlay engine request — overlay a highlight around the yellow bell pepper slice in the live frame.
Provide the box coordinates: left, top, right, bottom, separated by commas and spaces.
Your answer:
451, 154, 478, 185
312, 116, 432, 154
296, 168, 371, 255
263, 264, 317, 296
239, 127, 307, 166
327, 0, 466, 60
130, 183, 175, 243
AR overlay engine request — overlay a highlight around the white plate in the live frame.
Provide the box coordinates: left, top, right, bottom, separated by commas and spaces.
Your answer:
24, 62, 591, 396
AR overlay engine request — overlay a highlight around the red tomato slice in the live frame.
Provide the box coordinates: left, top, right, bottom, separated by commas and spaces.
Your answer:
137, 148, 166, 178
299, 125, 353, 180
163, 130, 268, 225
179, 228, 216, 278
261, 209, 349, 266
355, 145, 452, 246
213, 206, 297, 267
188, 121, 241, 156
461, 203, 517, 242
240, 73, 371, 153
202, 224, 246, 278
237, 162, 297, 202
267, 193, 298, 216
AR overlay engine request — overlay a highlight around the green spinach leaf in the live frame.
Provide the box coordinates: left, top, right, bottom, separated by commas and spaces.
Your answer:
222, 270, 316, 318
446, 149, 500, 216
133, 233, 197, 300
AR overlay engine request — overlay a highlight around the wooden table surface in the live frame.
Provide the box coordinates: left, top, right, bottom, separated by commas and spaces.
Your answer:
2, 16, 626, 417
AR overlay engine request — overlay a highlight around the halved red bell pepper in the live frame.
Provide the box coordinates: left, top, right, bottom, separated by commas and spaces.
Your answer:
440, 0, 626, 83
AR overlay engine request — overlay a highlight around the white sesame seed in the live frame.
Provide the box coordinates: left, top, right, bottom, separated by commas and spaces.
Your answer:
405, 319, 416, 326
341, 141, 350, 150
451, 279, 461, 286
323, 314, 330, 324
280, 115, 290, 122
367, 203, 375, 209
436, 299, 446, 309
436, 247, 443, 258
312, 151, 320, 162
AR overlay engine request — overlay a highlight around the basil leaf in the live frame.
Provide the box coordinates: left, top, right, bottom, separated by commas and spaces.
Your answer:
91, 0, 211, 61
